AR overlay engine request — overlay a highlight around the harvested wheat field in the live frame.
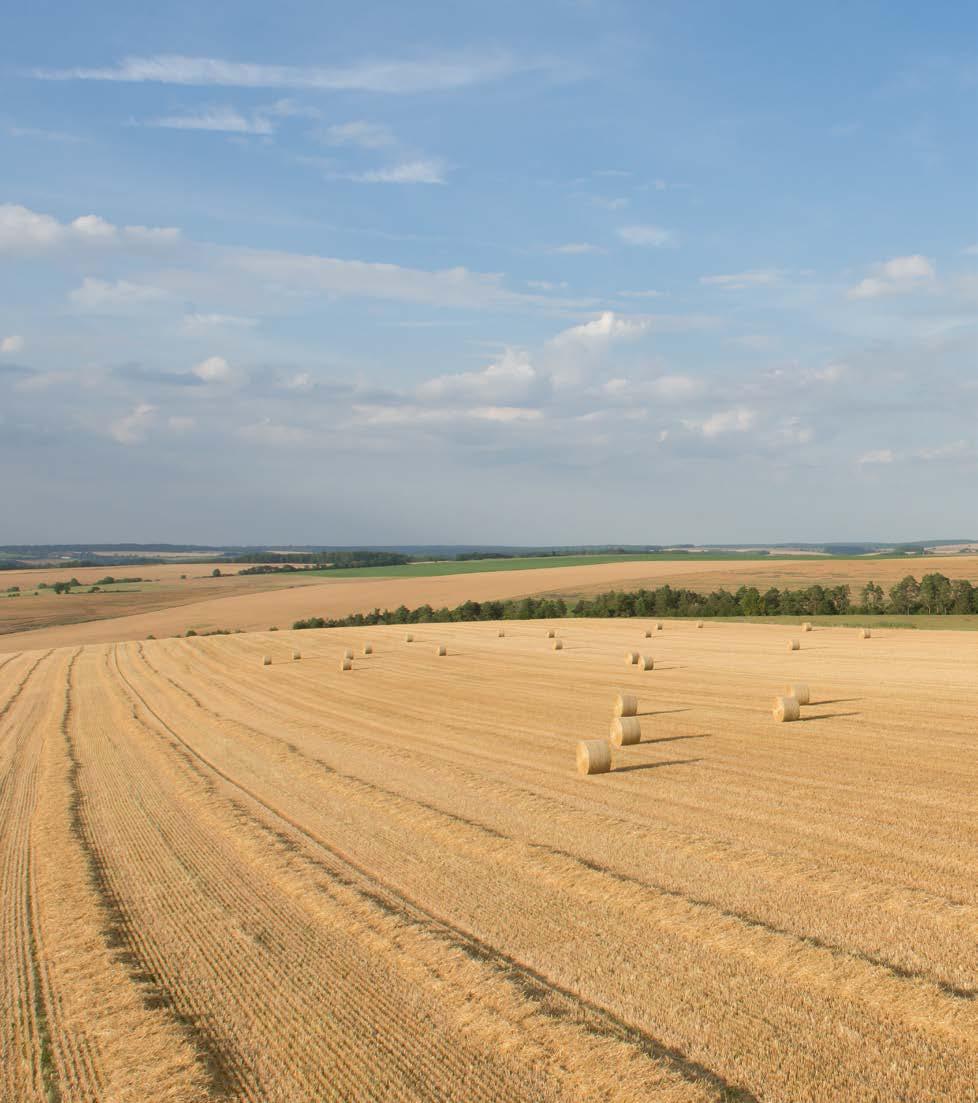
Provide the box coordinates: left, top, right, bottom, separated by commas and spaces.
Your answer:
2, 620, 976, 1102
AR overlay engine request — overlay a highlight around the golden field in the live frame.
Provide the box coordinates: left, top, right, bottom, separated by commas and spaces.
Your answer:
2, 619, 975, 1101
1, 554, 976, 652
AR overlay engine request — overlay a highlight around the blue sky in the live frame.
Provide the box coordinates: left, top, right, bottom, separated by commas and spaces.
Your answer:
1, 1, 975, 544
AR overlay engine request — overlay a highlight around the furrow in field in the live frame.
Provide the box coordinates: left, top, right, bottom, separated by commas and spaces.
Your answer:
121, 637, 978, 1102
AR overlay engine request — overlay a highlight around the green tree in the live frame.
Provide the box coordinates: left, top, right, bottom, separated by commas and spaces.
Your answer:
918, 573, 953, 614
888, 575, 921, 614
860, 581, 885, 613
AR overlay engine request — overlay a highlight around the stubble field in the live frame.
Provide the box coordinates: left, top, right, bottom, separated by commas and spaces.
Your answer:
2, 619, 975, 1101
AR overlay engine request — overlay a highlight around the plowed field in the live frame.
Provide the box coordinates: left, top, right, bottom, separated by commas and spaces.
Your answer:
1, 620, 975, 1101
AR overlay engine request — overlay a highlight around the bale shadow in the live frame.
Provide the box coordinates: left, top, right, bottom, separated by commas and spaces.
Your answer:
639, 733, 711, 746
637, 708, 690, 717
798, 711, 861, 723
615, 757, 704, 773
812, 697, 862, 706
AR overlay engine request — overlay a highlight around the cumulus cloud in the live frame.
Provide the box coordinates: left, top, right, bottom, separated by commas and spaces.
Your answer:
700, 269, 782, 290
0, 204, 180, 254
69, 277, 169, 311
110, 402, 155, 444
34, 52, 542, 94
1, 335, 24, 354
685, 406, 757, 437
418, 348, 545, 406
551, 311, 650, 345
848, 255, 936, 299
617, 225, 675, 247
192, 355, 232, 382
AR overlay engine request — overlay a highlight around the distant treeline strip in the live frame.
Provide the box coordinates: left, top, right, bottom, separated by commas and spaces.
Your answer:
293, 573, 978, 630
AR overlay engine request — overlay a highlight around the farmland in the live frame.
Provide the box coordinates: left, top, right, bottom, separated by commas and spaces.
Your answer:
2, 619, 975, 1101
2, 553, 976, 652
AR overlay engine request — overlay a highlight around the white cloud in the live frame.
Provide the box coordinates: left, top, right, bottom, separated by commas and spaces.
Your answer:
180, 312, 257, 333
8, 125, 82, 142
349, 158, 447, 184
617, 225, 675, 247
0, 335, 24, 354
914, 440, 974, 462
809, 361, 847, 383
618, 289, 662, 299
551, 311, 650, 345
848, 254, 935, 299
685, 406, 757, 437
418, 348, 543, 405
962, 243, 978, 256
110, 402, 155, 444
549, 242, 605, 255
33, 52, 537, 94
0, 204, 180, 254
147, 106, 274, 134
603, 374, 702, 401
857, 448, 895, 464
700, 269, 782, 290
192, 355, 232, 382
68, 277, 169, 311
324, 120, 395, 148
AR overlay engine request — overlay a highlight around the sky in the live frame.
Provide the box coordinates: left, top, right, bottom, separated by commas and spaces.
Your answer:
1, 0, 976, 545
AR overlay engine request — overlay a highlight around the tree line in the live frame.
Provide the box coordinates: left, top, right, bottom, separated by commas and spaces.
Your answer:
292, 573, 977, 630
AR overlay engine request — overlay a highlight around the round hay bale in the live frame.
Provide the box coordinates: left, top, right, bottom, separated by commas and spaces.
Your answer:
343, 648, 354, 660
340, 658, 352, 671
861, 627, 872, 639
644, 629, 652, 638
437, 643, 447, 656
656, 622, 663, 630
788, 639, 800, 651
405, 633, 414, 642
787, 682, 810, 706
802, 622, 813, 632
547, 628, 556, 638
640, 655, 654, 671
498, 629, 505, 637
614, 692, 638, 717
553, 639, 563, 650
772, 695, 800, 722
626, 650, 640, 665
291, 649, 301, 661
262, 655, 271, 666
576, 739, 612, 776
363, 643, 373, 655
610, 716, 641, 747
696, 621, 704, 628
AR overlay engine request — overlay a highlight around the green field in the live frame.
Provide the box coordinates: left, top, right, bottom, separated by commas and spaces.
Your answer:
302, 552, 836, 579
711, 614, 978, 631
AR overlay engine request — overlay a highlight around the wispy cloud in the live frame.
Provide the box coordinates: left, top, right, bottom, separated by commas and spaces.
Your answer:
700, 268, 782, 290
348, 158, 447, 184
617, 224, 675, 247
8, 125, 83, 143
146, 106, 274, 134
1, 334, 25, 354
548, 242, 606, 255
324, 120, 395, 149
68, 277, 169, 312
32, 52, 542, 94
110, 402, 155, 444
857, 448, 895, 464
